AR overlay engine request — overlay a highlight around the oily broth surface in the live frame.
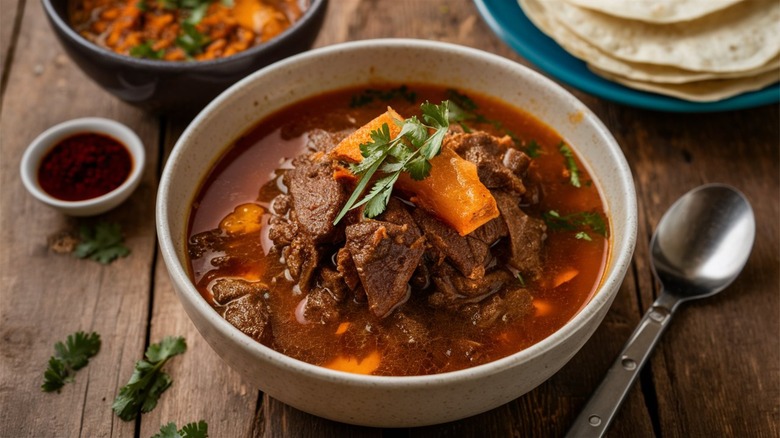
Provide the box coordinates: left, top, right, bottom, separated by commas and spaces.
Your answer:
187, 85, 608, 376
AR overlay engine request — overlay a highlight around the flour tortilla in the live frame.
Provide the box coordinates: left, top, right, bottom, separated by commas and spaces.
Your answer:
550, 0, 780, 72
591, 67, 780, 102
520, 0, 780, 84
564, 0, 743, 24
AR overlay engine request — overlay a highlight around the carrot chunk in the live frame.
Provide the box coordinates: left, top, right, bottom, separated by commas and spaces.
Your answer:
329, 108, 403, 163
324, 351, 381, 375
396, 147, 498, 236
330, 108, 498, 236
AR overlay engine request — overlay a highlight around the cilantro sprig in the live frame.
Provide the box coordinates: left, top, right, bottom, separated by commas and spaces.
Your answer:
73, 222, 130, 264
153, 420, 208, 438
42, 331, 101, 392
113, 336, 187, 421
445, 89, 521, 144
333, 101, 452, 224
558, 142, 581, 188
544, 210, 607, 241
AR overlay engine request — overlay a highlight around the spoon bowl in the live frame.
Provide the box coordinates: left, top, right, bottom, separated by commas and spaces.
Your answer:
567, 183, 755, 437
651, 184, 756, 304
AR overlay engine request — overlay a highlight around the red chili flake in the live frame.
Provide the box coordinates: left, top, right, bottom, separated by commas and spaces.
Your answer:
38, 132, 133, 201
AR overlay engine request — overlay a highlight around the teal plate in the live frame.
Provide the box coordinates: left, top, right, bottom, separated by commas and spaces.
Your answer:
474, 0, 780, 112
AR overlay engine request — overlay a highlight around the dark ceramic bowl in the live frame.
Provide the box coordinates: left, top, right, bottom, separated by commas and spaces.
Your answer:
42, 0, 328, 113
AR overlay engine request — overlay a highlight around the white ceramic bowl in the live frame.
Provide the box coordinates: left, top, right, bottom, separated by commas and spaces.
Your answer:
157, 39, 637, 427
20, 117, 145, 216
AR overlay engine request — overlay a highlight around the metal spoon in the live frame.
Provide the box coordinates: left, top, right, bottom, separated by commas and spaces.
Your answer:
566, 183, 755, 437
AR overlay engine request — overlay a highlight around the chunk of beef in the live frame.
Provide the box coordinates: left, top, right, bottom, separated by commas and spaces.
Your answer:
470, 216, 508, 246
345, 220, 425, 318
503, 147, 532, 177
412, 208, 489, 280
210, 278, 269, 305
317, 267, 348, 302
493, 191, 547, 279
336, 247, 360, 291
223, 294, 271, 343
284, 234, 320, 292
271, 194, 292, 215
446, 132, 525, 194
378, 198, 421, 238
459, 287, 532, 328
188, 229, 225, 259
429, 264, 514, 308
284, 158, 348, 243
302, 286, 341, 324
268, 218, 297, 246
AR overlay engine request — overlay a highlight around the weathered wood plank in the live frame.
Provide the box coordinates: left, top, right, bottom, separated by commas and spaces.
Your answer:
0, 0, 22, 88
137, 118, 260, 438
0, 0, 158, 436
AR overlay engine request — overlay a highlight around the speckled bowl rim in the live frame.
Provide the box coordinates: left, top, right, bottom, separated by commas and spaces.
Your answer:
158, 39, 637, 389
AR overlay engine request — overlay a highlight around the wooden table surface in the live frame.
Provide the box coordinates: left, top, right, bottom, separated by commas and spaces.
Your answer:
1, 1, 778, 437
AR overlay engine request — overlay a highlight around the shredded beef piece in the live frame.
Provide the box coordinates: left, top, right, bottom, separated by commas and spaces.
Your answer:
271, 194, 292, 215
303, 286, 341, 324
493, 191, 547, 279
428, 264, 514, 309
412, 208, 489, 280
188, 229, 225, 259
211, 278, 269, 305
446, 132, 526, 194
345, 220, 425, 318
284, 234, 320, 292
459, 287, 532, 328
336, 247, 360, 291
223, 294, 271, 343
470, 216, 509, 246
317, 267, 348, 302
503, 147, 532, 177
268, 219, 297, 247
284, 158, 348, 243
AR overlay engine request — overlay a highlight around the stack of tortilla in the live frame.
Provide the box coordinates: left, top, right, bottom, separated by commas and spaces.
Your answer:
518, 0, 780, 102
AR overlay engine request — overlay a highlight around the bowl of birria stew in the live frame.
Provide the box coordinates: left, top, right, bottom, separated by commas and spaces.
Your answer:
42, 0, 328, 113
157, 39, 637, 427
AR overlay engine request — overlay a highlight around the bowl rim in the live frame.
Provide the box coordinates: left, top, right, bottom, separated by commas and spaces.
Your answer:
41, 0, 328, 71
157, 38, 637, 387
20, 116, 145, 210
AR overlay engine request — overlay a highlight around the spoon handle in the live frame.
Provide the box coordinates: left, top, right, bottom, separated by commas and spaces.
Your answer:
565, 295, 677, 438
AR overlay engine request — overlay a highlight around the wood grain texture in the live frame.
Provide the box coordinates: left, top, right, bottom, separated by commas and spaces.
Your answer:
0, 0, 777, 437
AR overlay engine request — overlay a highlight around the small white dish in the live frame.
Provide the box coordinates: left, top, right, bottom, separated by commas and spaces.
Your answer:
20, 117, 145, 216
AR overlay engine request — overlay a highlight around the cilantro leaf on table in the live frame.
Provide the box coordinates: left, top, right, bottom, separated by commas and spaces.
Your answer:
332, 101, 451, 224
112, 336, 187, 421
153, 420, 209, 438
41, 331, 101, 392
73, 222, 130, 264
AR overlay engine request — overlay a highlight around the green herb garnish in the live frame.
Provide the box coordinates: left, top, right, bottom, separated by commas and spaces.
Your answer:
333, 101, 451, 224
524, 139, 542, 158
73, 222, 130, 264
42, 331, 101, 392
176, 22, 210, 57
152, 420, 209, 438
112, 336, 187, 421
350, 85, 418, 108
515, 272, 526, 287
445, 89, 520, 143
130, 41, 165, 59
558, 142, 581, 188
544, 210, 607, 240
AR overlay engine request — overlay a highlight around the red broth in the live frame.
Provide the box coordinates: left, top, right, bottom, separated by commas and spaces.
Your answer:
187, 85, 608, 376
